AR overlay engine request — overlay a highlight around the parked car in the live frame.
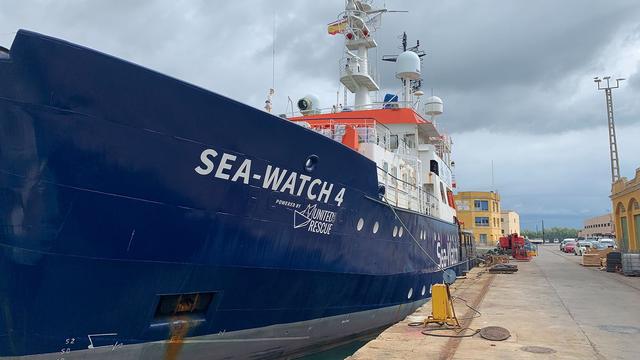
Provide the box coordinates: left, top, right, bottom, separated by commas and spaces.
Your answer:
598, 238, 617, 249
591, 242, 608, 250
563, 241, 576, 253
560, 238, 576, 251
574, 240, 593, 256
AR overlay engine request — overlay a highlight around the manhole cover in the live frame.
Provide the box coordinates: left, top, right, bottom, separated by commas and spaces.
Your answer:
479, 326, 510, 341
521, 346, 556, 354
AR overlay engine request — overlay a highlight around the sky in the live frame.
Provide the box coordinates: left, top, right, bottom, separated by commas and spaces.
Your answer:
1, 0, 639, 229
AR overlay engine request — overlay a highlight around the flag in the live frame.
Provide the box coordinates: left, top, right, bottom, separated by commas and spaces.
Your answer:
327, 19, 347, 35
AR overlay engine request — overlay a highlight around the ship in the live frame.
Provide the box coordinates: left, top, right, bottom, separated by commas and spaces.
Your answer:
0, 1, 475, 359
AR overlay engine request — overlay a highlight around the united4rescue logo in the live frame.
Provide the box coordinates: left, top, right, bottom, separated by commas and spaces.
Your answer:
293, 204, 336, 235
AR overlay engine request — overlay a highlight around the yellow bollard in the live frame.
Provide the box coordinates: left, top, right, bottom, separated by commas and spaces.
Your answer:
424, 284, 460, 328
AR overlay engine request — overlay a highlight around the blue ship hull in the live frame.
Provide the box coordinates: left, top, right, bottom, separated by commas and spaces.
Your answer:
0, 31, 467, 359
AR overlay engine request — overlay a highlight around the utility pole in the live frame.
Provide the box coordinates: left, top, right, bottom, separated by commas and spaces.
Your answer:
541, 219, 545, 243
594, 76, 625, 183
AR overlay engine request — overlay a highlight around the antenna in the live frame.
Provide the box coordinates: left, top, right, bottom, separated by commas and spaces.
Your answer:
594, 76, 625, 183
272, 11, 276, 90
331, 0, 393, 109
491, 160, 495, 190
402, 32, 407, 51
264, 12, 277, 113
381, 32, 425, 107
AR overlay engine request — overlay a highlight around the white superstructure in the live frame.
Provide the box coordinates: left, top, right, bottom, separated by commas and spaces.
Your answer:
291, 0, 458, 223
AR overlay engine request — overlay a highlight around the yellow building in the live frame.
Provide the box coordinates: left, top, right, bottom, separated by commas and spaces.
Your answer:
500, 210, 521, 236
454, 191, 502, 246
611, 168, 640, 251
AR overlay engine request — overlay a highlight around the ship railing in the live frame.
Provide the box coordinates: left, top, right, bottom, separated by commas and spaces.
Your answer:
339, 57, 378, 84
284, 100, 418, 118
293, 117, 392, 150
376, 166, 441, 217
392, 139, 416, 157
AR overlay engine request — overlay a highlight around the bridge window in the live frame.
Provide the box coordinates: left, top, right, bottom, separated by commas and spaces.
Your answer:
390, 135, 399, 150
404, 134, 416, 149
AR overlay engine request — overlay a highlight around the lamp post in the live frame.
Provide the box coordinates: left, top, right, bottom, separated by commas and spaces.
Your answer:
594, 76, 625, 183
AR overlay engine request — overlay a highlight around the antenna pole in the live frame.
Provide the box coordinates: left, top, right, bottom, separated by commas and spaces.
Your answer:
272, 11, 276, 90
594, 76, 624, 183
491, 160, 495, 190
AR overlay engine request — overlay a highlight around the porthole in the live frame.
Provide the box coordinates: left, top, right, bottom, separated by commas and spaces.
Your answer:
304, 154, 319, 172
398, 227, 404, 238
407, 288, 413, 299
356, 218, 364, 231
373, 221, 379, 234
393, 226, 398, 237
421, 285, 426, 296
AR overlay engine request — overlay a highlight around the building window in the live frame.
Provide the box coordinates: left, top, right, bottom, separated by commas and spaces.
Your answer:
475, 217, 489, 227
474, 200, 489, 211
479, 234, 488, 245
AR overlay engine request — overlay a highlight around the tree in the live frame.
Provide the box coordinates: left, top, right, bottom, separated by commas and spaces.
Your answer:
521, 227, 579, 241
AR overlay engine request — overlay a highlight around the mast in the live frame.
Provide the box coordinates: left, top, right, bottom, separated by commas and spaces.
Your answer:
332, 0, 384, 109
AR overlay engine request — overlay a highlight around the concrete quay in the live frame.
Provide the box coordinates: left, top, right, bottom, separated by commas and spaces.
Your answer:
348, 245, 640, 360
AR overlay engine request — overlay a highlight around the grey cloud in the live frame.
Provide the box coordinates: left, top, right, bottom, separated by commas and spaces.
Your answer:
1, 0, 640, 228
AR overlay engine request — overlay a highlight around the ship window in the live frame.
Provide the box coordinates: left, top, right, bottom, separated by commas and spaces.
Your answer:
391, 166, 398, 186
398, 227, 404, 238
373, 221, 379, 234
304, 155, 319, 172
393, 226, 398, 237
430, 160, 439, 175
155, 292, 215, 318
390, 135, 399, 150
404, 134, 416, 149
407, 288, 413, 299
357, 218, 364, 231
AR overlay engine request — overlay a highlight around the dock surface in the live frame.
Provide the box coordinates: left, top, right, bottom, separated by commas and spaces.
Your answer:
349, 245, 640, 359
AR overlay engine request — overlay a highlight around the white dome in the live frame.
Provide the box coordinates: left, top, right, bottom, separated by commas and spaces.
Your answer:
425, 96, 443, 116
395, 51, 421, 80
426, 96, 443, 104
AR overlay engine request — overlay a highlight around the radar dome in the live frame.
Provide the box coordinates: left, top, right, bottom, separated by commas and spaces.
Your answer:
395, 51, 421, 80
425, 96, 443, 116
